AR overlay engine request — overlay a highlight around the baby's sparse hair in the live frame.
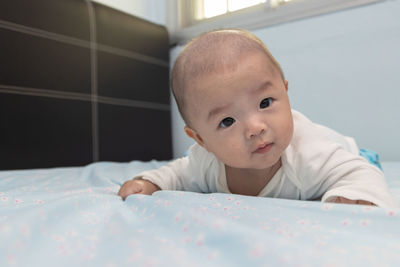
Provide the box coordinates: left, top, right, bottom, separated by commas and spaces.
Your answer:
171, 29, 284, 126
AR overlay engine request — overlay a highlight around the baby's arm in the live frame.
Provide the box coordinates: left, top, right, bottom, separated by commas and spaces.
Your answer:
290, 111, 396, 208
117, 155, 192, 201
118, 153, 196, 200
314, 150, 396, 208
117, 144, 216, 201
118, 178, 161, 200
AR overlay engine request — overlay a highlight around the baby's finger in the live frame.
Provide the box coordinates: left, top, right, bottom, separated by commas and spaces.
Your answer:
356, 200, 375, 206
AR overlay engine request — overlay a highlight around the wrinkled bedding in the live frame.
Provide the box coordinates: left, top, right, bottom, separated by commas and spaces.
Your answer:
1, 161, 400, 266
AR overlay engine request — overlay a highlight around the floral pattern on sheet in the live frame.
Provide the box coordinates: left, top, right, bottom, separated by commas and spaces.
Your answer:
0, 161, 400, 267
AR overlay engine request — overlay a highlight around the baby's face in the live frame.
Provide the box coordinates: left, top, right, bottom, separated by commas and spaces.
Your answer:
186, 51, 293, 170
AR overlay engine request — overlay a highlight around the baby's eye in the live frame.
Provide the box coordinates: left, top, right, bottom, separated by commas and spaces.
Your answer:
260, 98, 273, 109
219, 117, 235, 128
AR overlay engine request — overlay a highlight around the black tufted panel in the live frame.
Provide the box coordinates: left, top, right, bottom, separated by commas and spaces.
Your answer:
0, 0, 172, 170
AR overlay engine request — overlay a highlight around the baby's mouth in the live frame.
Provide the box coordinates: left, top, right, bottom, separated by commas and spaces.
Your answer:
253, 143, 273, 154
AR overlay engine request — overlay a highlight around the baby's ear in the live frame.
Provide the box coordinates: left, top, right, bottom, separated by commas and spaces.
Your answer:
184, 126, 206, 148
284, 80, 289, 91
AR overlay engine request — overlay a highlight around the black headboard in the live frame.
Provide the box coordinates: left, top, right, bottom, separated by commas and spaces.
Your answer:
0, 0, 172, 170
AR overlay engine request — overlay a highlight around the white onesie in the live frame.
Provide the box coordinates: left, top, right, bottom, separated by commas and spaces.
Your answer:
136, 110, 397, 209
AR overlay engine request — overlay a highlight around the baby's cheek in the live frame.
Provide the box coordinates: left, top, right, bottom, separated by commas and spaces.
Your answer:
218, 143, 243, 165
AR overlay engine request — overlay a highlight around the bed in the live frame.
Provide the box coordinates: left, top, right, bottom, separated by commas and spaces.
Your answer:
1, 161, 400, 266
1, 1, 400, 266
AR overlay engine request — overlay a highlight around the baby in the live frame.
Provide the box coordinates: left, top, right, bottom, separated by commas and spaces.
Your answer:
119, 29, 396, 209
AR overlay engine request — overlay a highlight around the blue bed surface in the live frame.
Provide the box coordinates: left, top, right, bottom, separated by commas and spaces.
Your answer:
1, 161, 400, 266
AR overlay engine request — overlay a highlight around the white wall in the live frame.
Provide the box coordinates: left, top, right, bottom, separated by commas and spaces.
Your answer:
170, 0, 400, 161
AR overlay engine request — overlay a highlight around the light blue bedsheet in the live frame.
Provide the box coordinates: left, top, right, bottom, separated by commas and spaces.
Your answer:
1, 161, 400, 266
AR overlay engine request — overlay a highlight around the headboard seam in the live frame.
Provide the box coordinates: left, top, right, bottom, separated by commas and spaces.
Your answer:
86, 0, 99, 162
0, 85, 170, 111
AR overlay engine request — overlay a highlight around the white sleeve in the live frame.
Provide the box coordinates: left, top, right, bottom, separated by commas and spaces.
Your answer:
132, 144, 219, 192
286, 111, 398, 209
308, 144, 397, 209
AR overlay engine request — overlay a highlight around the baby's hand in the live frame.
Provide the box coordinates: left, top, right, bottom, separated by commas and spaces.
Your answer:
118, 178, 161, 200
334, 196, 375, 206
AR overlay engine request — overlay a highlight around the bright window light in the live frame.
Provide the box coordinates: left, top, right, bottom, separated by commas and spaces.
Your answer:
203, 0, 228, 18
201, 0, 294, 19
228, 0, 266, 12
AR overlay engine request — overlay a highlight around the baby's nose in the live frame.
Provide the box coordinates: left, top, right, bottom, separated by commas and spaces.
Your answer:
245, 117, 267, 139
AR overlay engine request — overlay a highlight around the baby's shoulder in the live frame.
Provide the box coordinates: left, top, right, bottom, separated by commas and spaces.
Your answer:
290, 110, 357, 153
290, 110, 329, 147
283, 111, 344, 180
186, 143, 222, 187
188, 143, 213, 158
187, 143, 220, 168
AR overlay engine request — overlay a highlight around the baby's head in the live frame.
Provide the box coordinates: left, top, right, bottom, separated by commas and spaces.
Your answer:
171, 29, 293, 170
172, 29, 285, 125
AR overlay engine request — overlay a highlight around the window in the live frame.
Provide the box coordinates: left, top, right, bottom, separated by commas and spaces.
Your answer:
197, 0, 296, 19
199, 0, 268, 19
166, 0, 382, 44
